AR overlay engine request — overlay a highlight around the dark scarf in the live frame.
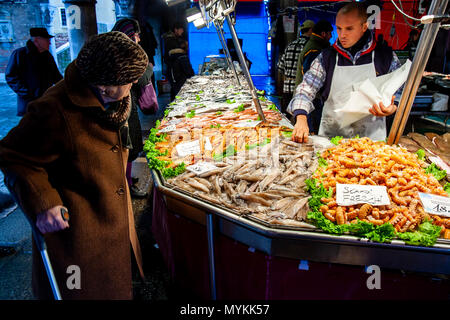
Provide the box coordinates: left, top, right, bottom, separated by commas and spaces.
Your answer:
88, 93, 133, 149
347, 30, 371, 57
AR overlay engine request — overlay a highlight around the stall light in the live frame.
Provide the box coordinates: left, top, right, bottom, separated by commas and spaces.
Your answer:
193, 17, 206, 29
186, 7, 202, 22
165, 0, 186, 7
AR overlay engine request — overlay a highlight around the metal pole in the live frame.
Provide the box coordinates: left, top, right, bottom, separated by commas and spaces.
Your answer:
206, 213, 217, 300
225, 14, 266, 122
387, 0, 448, 145
214, 22, 241, 86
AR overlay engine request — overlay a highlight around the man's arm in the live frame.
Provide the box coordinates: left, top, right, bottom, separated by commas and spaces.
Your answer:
5, 50, 32, 99
288, 53, 327, 143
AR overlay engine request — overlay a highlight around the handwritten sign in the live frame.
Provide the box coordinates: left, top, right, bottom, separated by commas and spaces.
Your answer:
336, 184, 390, 206
186, 161, 218, 176
176, 140, 201, 157
159, 124, 177, 133
418, 192, 450, 218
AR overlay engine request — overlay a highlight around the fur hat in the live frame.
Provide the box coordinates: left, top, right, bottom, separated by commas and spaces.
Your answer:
75, 31, 148, 86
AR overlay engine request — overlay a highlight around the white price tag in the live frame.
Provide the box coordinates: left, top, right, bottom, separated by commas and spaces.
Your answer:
186, 161, 218, 176
158, 124, 177, 133
418, 192, 450, 218
176, 140, 201, 157
234, 120, 262, 128
336, 184, 390, 206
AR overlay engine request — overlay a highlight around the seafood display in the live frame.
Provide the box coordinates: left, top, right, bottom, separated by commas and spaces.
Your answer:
167, 136, 318, 227
310, 137, 450, 243
145, 74, 450, 247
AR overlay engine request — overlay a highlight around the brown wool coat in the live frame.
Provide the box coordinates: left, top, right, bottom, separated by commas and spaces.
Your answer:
0, 62, 144, 300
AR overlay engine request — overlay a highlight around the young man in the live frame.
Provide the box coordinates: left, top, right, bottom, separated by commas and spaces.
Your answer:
288, 3, 401, 143
6, 28, 62, 116
277, 20, 314, 113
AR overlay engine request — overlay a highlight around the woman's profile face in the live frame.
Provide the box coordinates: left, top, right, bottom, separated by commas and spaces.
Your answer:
96, 82, 135, 103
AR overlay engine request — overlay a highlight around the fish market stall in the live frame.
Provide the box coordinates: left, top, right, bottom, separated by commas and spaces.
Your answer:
144, 74, 450, 300
143, 0, 449, 299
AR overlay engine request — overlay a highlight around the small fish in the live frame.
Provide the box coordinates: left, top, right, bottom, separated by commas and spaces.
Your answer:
236, 193, 272, 207
186, 178, 209, 193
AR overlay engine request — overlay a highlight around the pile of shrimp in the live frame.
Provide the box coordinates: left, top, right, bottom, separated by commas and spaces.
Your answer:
312, 137, 450, 239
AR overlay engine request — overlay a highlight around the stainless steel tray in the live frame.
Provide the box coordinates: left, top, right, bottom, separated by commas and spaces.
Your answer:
151, 169, 450, 275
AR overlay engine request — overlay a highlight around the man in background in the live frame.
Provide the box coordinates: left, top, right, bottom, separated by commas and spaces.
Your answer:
277, 20, 314, 114
6, 27, 62, 116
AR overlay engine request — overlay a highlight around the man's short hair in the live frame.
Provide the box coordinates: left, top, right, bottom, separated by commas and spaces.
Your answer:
312, 20, 333, 34
337, 2, 368, 23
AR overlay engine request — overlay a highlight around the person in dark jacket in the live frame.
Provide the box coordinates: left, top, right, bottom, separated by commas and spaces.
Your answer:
169, 41, 195, 98
6, 28, 62, 116
163, 22, 190, 100
112, 18, 153, 198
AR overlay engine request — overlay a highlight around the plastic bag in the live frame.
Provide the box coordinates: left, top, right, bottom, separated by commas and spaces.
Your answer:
138, 82, 158, 115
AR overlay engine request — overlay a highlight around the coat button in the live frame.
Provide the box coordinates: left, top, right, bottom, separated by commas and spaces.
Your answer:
116, 186, 125, 196
111, 145, 120, 153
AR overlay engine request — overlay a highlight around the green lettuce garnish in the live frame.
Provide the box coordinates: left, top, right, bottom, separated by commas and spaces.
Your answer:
396, 219, 442, 247
234, 104, 245, 113
416, 149, 425, 161
226, 99, 236, 104
162, 163, 186, 179
444, 182, 450, 195
268, 104, 278, 111
216, 111, 223, 115
186, 110, 196, 118
281, 131, 293, 138
330, 136, 344, 145
425, 163, 447, 181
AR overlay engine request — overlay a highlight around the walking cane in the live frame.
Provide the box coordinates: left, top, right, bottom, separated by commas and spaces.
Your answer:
5, 181, 66, 300
28, 209, 67, 301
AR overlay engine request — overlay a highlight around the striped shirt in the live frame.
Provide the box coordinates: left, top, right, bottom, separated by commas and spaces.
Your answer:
277, 36, 309, 94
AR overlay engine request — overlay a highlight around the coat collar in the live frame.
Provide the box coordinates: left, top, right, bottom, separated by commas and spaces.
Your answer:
332, 30, 376, 63
64, 61, 105, 109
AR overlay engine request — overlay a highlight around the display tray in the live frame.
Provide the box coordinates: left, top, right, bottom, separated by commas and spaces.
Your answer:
151, 169, 450, 275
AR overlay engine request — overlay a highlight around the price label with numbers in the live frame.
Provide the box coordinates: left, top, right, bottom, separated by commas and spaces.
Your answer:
418, 192, 450, 218
336, 184, 390, 206
186, 161, 218, 176
176, 140, 201, 157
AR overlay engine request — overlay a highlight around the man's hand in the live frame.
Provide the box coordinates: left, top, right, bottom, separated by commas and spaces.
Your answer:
369, 96, 397, 117
36, 206, 69, 234
292, 114, 309, 143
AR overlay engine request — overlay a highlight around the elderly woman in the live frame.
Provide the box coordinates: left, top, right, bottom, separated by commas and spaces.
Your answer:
0, 32, 148, 299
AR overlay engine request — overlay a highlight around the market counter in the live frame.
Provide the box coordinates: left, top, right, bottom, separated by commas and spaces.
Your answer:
151, 171, 450, 300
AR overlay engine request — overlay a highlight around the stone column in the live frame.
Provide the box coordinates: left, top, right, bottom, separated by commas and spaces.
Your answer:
63, 0, 98, 60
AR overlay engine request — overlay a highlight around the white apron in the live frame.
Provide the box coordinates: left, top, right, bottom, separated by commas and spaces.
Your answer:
318, 52, 386, 141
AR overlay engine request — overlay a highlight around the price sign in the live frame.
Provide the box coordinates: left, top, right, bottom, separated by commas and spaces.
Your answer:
186, 161, 218, 176
418, 192, 450, 218
176, 140, 201, 157
159, 124, 177, 133
336, 184, 390, 206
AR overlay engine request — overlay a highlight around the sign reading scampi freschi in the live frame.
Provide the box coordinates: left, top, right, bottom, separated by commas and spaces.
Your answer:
336, 184, 391, 206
